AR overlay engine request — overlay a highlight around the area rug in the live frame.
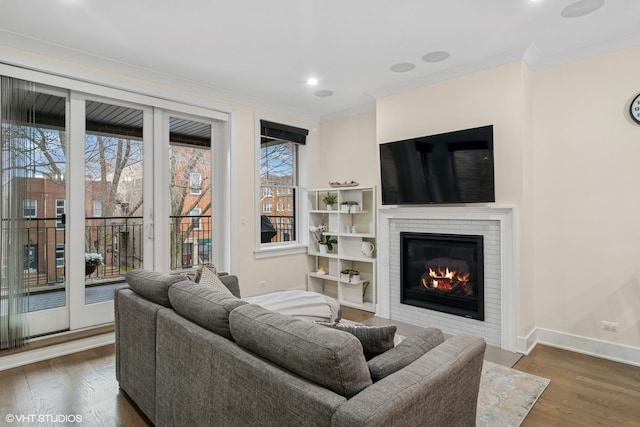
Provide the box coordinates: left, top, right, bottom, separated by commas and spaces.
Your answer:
477, 360, 550, 426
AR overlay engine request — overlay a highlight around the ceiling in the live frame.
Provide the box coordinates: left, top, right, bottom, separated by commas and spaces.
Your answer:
1, 0, 639, 121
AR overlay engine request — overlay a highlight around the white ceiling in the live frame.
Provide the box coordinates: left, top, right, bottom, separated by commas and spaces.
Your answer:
1, 0, 639, 121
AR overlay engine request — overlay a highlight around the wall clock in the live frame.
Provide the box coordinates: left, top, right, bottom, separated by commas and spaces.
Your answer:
631, 93, 640, 125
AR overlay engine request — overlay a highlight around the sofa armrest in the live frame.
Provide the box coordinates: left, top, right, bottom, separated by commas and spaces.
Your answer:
218, 274, 241, 298
332, 334, 486, 427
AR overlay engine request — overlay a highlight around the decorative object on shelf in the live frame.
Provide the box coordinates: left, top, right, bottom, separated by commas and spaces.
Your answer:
309, 225, 337, 251
85, 252, 104, 276
319, 244, 328, 254
630, 93, 640, 125
316, 267, 327, 275
329, 181, 359, 188
340, 269, 360, 283
321, 193, 338, 209
340, 201, 360, 213
361, 241, 375, 258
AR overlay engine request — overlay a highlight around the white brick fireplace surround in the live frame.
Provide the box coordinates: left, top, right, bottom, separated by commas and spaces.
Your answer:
378, 207, 516, 352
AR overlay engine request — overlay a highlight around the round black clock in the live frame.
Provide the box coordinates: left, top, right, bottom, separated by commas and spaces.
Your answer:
631, 93, 640, 124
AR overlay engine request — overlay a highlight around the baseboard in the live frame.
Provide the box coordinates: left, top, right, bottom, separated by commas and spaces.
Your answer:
0, 332, 115, 371
517, 327, 640, 367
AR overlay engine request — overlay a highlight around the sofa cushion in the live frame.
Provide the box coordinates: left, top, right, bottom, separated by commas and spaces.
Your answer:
318, 321, 397, 360
126, 269, 187, 307
367, 328, 445, 382
229, 304, 372, 398
168, 281, 247, 339
198, 264, 233, 295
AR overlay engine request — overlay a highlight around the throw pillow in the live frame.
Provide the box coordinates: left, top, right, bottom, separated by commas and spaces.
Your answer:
198, 263, 233, 295
318, 320, 397, 360
170, 269, 200, 282
367, 328, 445, 382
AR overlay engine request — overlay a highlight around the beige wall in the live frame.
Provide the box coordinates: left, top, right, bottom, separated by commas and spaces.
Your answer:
314, 110, 377, 186
532, 45, 640, 347
232, 105, 318, 297
327, 45, 640, 351
376, 61, 536, 338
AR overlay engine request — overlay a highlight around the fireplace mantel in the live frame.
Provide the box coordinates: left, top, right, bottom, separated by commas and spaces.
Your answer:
377, 206, 516, 351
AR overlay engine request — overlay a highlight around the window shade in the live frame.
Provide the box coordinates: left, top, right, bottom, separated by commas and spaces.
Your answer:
260, 120, 308, 145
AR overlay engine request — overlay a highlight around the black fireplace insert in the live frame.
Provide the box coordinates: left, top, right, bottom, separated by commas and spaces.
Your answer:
400, 232, 484, 320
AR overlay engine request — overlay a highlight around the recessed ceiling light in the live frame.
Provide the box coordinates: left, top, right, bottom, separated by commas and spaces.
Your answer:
422, 51, 450, 63
390, 63, 416, 73
306, 78, 319, 86
315, 90, 334, 97
561, 0, 605, 18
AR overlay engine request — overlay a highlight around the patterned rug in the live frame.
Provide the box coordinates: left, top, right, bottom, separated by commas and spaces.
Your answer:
477, 360, 550, 426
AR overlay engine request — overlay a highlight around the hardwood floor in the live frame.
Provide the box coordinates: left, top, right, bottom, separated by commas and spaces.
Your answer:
0, 308, 638, 426
515, 344, 640, 427
0, 345, 150, 426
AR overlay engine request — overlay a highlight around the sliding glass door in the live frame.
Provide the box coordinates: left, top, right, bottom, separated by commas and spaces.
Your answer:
1, 78, 70, 338
1, 67, 229, 342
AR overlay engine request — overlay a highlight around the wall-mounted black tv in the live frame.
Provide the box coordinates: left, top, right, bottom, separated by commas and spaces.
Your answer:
380, 125, 495, 205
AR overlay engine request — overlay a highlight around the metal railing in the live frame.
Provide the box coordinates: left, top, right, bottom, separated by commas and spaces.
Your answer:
261, 215, 295, 243
169, 215, 212, 270
85, 215, 145, 283
5, 215, 212, 290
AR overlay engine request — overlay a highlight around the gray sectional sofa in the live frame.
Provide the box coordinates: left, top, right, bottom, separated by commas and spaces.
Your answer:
115, 269, 486, 426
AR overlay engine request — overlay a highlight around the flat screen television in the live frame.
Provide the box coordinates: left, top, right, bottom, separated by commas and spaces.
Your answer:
380, 125, 495, 205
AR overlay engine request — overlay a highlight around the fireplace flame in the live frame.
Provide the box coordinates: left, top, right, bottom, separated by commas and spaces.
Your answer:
422, 266, 470, 292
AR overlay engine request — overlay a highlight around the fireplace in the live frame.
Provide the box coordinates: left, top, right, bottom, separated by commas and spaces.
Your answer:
401, 232, 484, 320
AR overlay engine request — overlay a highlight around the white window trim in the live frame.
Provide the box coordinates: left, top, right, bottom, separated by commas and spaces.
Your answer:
190, 172, 202, 195
23, 199, 37, 218
253, 114, 310, 258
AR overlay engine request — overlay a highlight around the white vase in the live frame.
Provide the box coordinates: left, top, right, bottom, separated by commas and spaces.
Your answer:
319, 244, 328, 254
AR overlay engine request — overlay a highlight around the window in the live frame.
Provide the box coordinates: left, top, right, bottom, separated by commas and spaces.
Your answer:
93, 201, 102, 217
56, 244, 65, 268
258, 120, 308, 248
56, 199, 65, 229
191, 208, 202, 230
23, 199, 37, 218
190, 172, 202, 195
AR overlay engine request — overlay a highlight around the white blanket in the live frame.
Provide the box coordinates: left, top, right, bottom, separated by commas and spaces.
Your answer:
242, 290, 341, 323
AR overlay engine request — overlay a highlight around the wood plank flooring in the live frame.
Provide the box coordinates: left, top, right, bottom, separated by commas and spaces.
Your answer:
0, 345, 150, 426
0, 308, 638, 426
515, 344, 640, 427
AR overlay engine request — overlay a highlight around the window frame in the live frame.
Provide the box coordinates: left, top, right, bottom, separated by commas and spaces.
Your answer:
253, 115, 309, 258
189, 172, 202, 195
55, 199, 65, 229
190, 207, 202, 230
23, 199, 37, 218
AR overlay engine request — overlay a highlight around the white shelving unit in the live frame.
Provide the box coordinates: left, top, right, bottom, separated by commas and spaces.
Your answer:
307, 186, 376, 312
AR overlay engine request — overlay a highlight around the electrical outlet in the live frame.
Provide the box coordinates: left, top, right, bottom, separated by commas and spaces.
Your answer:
258, 280, 267, 288
601, 321, 619, 332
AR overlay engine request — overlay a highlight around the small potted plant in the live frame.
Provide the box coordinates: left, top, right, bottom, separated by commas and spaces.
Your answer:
340, 200, 360, 213
309, 225, 337, 253
340, 269, 360, 283
85, 252, 104, 276
322, 193, 337, 210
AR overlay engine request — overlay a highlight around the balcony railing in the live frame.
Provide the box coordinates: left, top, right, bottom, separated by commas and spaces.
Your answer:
169, 215, 212, 270
85, 215, 145, 283
261, 215, 295, 243
4, 215, 212, 290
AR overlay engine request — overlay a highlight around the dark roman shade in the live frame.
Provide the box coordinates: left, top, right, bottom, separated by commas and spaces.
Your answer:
260, 120, 309, 145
